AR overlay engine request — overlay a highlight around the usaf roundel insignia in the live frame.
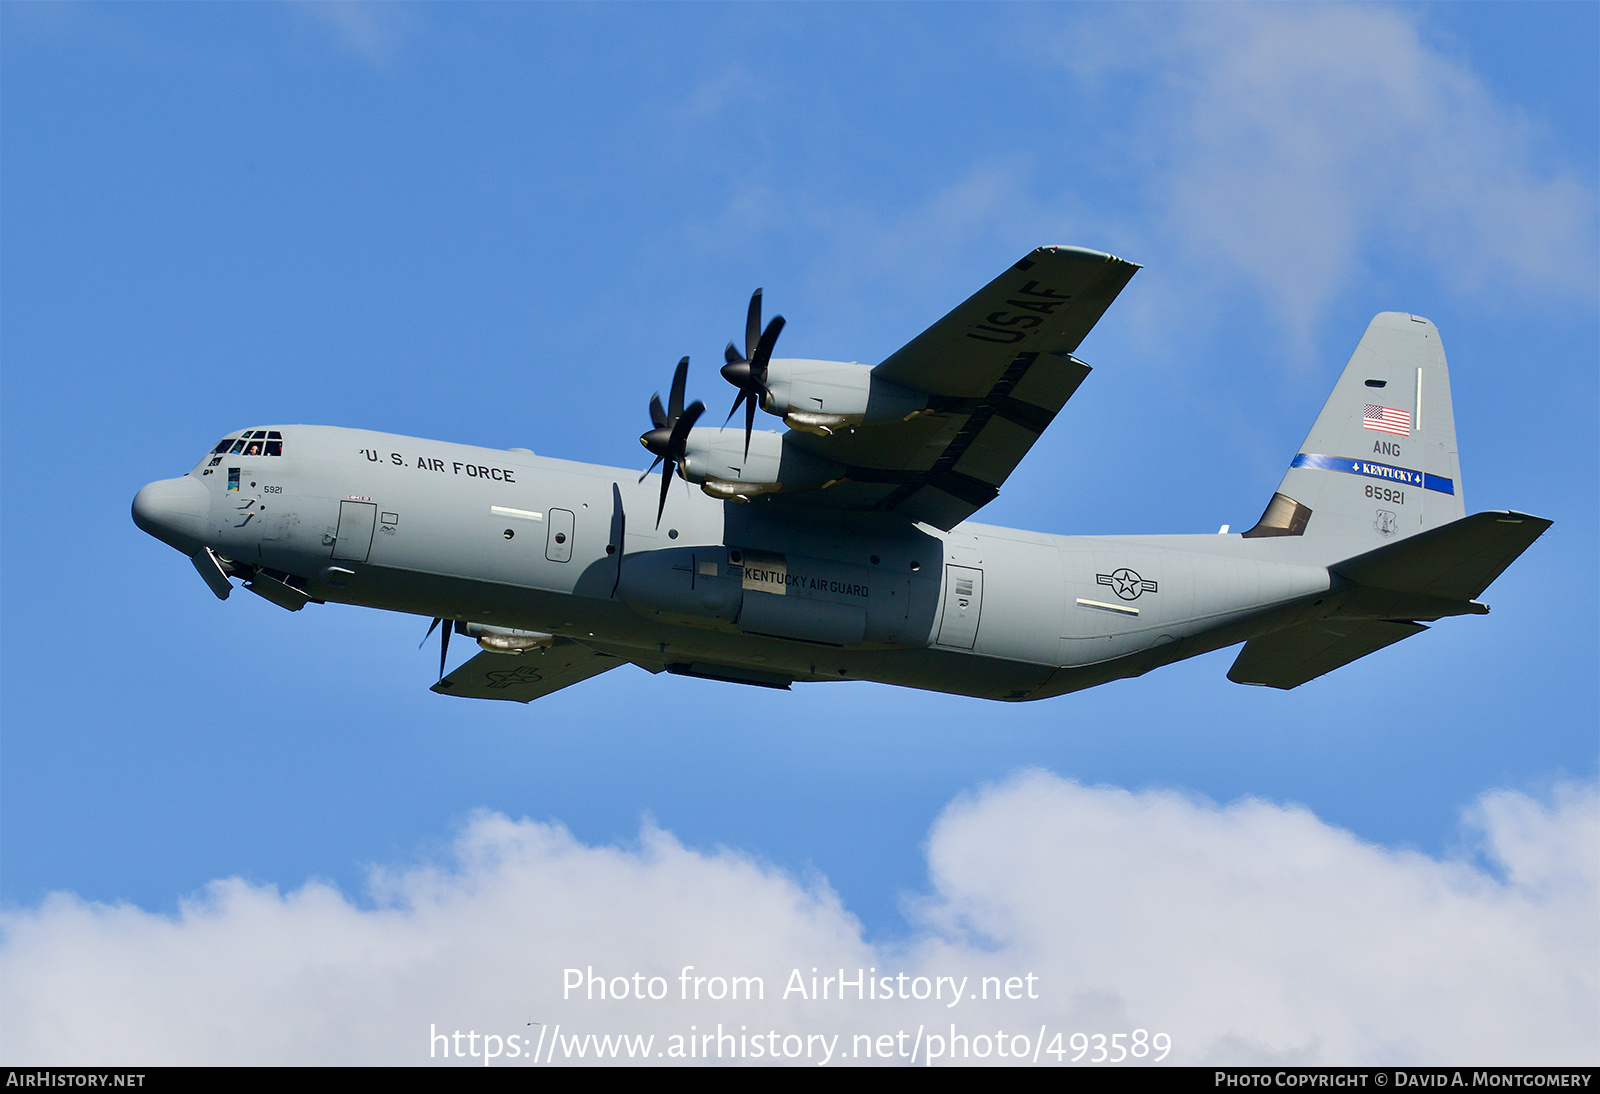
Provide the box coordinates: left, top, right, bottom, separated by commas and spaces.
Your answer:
1098, 567, 1158, 601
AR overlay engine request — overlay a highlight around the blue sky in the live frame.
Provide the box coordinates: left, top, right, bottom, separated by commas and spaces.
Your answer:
2, 2, 1595, 1065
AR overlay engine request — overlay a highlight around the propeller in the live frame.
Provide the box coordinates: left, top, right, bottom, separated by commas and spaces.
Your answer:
637, 356, 705, 527
421, 617, 453, 680
720, 289, 785, 457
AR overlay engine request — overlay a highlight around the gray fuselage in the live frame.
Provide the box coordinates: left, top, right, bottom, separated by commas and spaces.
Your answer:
136, 424, 1344, 701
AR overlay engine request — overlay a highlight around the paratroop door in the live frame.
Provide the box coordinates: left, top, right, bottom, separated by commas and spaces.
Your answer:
331, 501, 377, 562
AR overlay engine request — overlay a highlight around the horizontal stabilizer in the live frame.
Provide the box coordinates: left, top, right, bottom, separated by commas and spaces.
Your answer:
1229, 620, 1427, 690
432, 639, 620, 703
1332, 510, 1552, 601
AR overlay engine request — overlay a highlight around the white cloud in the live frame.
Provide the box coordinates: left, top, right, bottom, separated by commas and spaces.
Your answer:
912, 775, 1597, 1065
721, 6, 1595, 366
1055, 5, 1596, 350
3, 775, 1593, 1066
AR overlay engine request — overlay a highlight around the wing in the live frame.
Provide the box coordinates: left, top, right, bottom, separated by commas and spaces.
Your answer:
783, 246, 1139, 529
431, 639, 622, 703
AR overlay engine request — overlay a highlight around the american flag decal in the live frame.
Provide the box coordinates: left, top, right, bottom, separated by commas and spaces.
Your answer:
1362, 404, 1411, 436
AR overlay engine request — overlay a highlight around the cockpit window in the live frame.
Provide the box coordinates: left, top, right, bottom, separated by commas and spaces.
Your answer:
211, 432, 284, 461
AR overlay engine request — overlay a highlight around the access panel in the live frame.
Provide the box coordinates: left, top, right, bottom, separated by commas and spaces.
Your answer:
935, 565, 984, 649
546, 508, 575, 563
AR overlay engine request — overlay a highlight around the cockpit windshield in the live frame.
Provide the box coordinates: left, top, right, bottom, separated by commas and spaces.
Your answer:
205, 430, 283, 467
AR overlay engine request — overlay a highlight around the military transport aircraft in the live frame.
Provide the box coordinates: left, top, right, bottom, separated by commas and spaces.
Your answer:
132, 246, 1549, 704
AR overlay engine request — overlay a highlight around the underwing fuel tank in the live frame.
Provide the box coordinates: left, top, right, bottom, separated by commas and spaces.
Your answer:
617, 547, 913, 648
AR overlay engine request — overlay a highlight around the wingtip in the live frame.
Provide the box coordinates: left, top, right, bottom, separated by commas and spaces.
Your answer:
1027, 245, 1142, 270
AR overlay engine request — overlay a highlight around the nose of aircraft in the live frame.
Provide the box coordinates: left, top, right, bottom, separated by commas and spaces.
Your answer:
132, 475, 211, 554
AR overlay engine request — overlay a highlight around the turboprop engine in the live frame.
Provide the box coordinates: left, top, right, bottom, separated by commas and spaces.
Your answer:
677, 427, 845, 502
717, 288, 929, 441
756, 358, 928, 435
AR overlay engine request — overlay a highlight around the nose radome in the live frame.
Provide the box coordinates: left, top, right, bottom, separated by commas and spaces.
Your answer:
132, 476, 211, 553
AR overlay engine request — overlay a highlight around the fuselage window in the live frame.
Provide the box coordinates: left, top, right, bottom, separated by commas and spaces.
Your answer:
212, 439, 236, 454
228, 439, 247, 455
245, 441, 264, 456
265, 440, 283, 456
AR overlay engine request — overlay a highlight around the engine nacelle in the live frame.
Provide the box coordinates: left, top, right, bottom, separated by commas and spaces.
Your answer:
678, 427, 845, 501
462, 622, 554, 653
761, 359, 927, 434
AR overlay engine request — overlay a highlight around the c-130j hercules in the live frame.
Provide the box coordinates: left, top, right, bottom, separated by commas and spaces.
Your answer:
133, 247, 1548, 703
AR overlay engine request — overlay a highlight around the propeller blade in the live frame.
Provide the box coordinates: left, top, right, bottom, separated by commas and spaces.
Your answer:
656, 401, 705, 527
724, 388, 747, 425
668, 356, 689, 421
724, 340, 743, 366
648, 392, 667, 431
420, 617, 441, 649
750, 315, 784, 386
668, 400, 705, 453
439, 620, 451, 680
656, 460, 674, 527
637, 454, 662, 483
744, 288, 763, 362
743, 388, 757, 458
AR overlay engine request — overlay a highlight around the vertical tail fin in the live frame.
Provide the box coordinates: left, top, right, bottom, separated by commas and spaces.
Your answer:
1243, 312, 1466, 555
